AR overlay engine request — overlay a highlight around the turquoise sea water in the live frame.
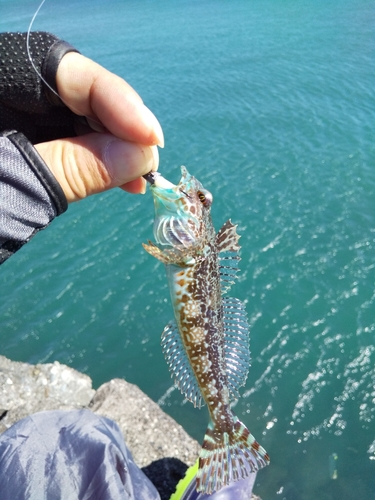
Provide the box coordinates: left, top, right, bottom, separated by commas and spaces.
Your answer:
1, 0, 375, 498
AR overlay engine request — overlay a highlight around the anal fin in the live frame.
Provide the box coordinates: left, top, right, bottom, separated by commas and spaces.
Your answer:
161, 321, 204, 408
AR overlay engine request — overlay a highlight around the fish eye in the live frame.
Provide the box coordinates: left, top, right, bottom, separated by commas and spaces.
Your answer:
197, 190, 213, 207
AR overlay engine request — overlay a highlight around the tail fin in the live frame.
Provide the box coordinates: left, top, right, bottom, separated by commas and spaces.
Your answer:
196, 416, 270, 494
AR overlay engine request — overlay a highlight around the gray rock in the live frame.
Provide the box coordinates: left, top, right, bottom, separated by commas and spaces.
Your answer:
0, 356, 262, 499
0, 355, 94, 433
0, 356, 200, 468
90, 378, 200, 468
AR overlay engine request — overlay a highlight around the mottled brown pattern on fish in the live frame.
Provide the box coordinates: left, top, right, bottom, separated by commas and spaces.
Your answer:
174, 228, 234, 433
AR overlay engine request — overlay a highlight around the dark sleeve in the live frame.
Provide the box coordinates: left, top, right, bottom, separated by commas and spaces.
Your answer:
0, 31, 79, 144
0, 131, 68, 264
0, 32, 79, 264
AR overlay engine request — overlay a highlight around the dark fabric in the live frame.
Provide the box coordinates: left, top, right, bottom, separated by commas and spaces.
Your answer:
0, 409, 161, 500
142, 458, 188, 500
0, 31, 79, 143
0, 32, 78, 263
0, 133, 67, 264
5, 130, 67, 215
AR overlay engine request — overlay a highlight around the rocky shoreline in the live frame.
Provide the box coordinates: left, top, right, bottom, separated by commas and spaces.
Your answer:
0, 355, 261, 499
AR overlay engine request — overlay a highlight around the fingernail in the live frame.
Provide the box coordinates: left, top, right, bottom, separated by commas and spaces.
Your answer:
142, 105, 165, 148
150, 145, 159, 171
140, 178, 147, 194
104, 140, 158, 185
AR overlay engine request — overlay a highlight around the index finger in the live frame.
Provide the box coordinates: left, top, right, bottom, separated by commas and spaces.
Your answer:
55, 52, 164, 147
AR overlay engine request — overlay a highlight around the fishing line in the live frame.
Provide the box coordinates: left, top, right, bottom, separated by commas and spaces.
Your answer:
26, 0, 103, 128
26, 1, 154, 185
27, 0, 61, 101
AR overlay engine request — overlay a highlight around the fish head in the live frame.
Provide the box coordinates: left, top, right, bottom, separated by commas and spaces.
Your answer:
148, 166, 213, 250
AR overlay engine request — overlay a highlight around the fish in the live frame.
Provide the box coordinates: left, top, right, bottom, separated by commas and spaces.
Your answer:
143, 167, 270, 494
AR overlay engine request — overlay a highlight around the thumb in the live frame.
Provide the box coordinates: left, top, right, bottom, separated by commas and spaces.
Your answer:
35, 133, 159, 203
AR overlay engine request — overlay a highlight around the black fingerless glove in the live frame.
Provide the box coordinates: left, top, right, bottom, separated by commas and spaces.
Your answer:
0, 32, 75, 264
0, 31, 79, 143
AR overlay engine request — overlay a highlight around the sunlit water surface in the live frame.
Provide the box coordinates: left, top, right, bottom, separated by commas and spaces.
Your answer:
1, 1, 375, 498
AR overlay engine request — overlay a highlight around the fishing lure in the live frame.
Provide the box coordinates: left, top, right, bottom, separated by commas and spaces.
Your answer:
143, 167, 270, 494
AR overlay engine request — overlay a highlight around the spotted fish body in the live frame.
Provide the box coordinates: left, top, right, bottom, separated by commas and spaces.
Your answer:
143, 167, 269, 493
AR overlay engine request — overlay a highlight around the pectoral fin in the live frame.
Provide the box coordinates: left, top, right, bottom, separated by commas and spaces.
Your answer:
143, 241, 192, 266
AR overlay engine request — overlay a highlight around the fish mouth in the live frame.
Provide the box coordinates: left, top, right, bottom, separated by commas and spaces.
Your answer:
143, 171, 176, 190
143, 166, 194, 193
144, 167, 201, 248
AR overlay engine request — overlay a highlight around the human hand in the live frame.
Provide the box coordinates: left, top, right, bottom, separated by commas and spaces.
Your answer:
34, 52, 164, 203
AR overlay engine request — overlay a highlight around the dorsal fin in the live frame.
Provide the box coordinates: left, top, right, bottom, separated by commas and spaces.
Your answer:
219, 253, 240, 294
216, 219, 240, 253
222, 296, 250, 400
161, 321, 204, 408
216, 220, 241, 293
